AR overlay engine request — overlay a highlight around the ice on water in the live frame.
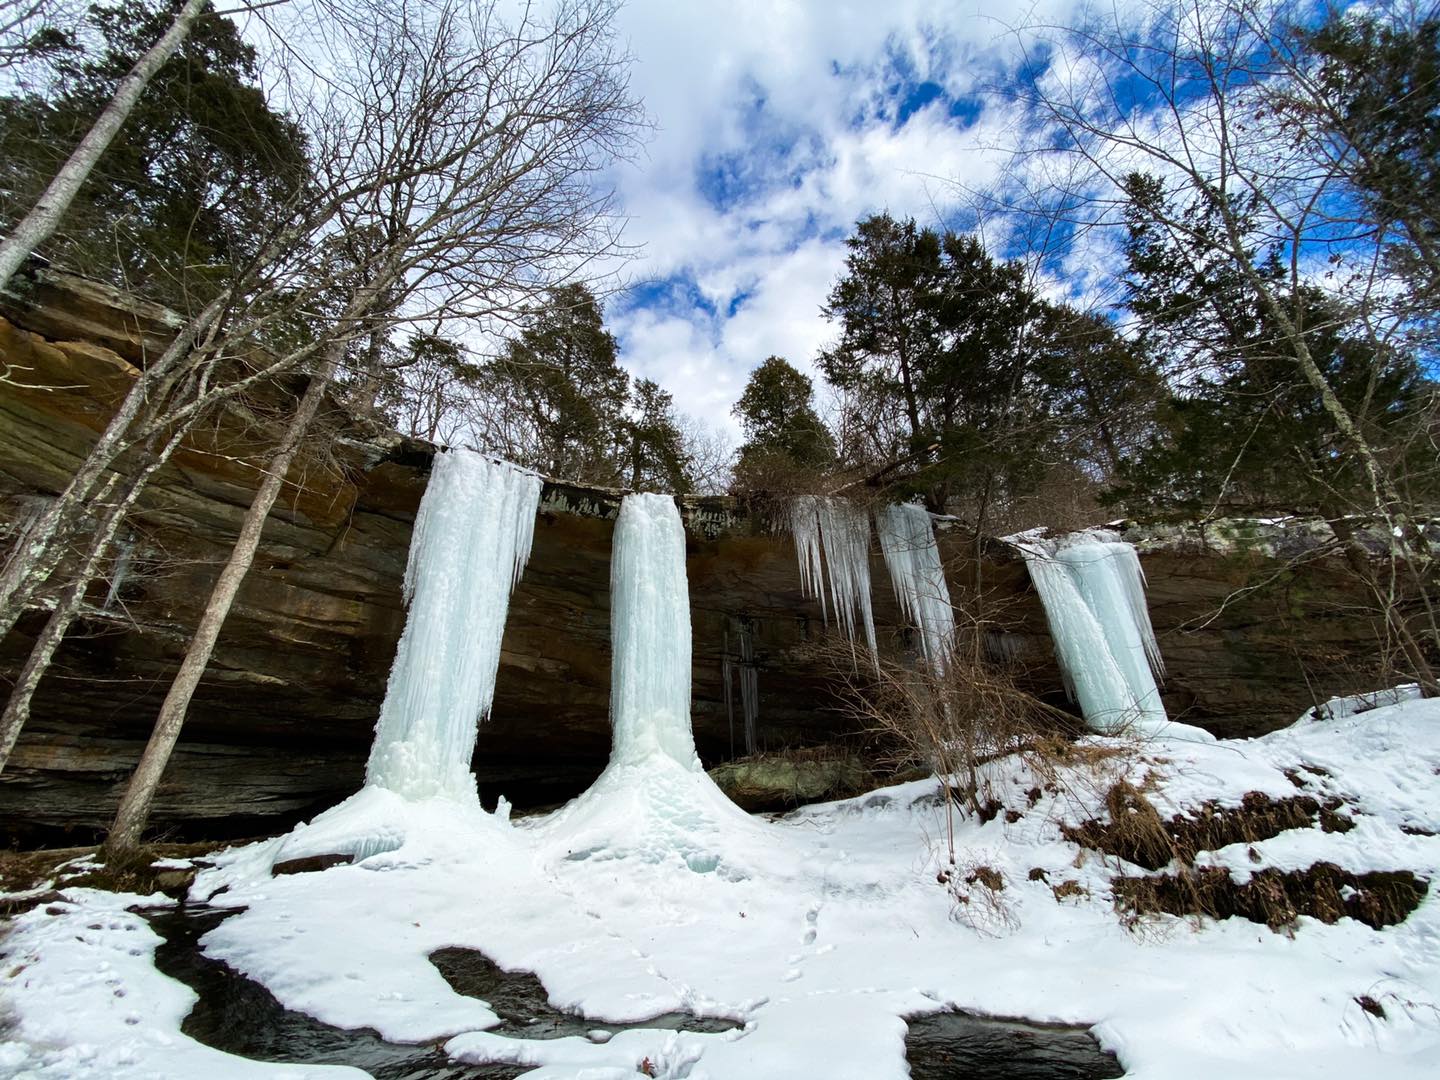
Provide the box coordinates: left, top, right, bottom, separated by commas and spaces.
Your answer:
788, 495, 878, 659
1016, 531, 1171, 735
876, 502, 956, 674
365, 449, 542, 800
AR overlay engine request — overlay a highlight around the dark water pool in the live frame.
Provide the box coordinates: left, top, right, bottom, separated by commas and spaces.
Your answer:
904, 1010, 1124, 1079
145, 907, 732, 1078
146, 907, 1122, 1078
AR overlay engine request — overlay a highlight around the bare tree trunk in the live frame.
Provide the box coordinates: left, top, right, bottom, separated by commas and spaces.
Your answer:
0, 292, 227, 641
0, 426, 189, 773
0, 0, 208, 292
103, 352, 338, 858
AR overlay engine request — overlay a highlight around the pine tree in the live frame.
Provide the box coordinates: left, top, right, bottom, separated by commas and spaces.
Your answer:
485, 283, 631, 483
1114, 172, 1434, 517
0, 0, 309, 304
624, 378, 691, 493
818, 213, 945, 461
732, 355, 835, 472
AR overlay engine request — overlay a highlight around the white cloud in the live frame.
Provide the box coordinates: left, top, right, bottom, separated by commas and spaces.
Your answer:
605, 1, 1088, 431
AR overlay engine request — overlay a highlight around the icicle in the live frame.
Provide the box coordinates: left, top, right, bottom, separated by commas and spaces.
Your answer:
1016, 538, 1139, 733
737, 618, 759, 755
365, 450, 542, 801
787, 495, 878, 661
788, 495, 828, 623
817, 498, 878, 658
1015, 531, 1170, 734
876, 503, 956, 675
608, 492, 700, 769
1056, 540, 1166, 727
723, 628, 735, 757
103, 534, 135, 611
1105, 541, 1165, 679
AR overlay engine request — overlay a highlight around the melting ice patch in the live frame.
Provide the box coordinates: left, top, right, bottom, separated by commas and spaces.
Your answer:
365, 450, 541, 801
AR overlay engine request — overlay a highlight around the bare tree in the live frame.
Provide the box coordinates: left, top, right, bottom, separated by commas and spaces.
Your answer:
0, 0, 212, 291
1003, 0, 1438, 691
99, 0, 643, 857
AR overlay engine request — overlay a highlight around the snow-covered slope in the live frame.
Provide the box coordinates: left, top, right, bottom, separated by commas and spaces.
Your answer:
3, 694, 1438, 1079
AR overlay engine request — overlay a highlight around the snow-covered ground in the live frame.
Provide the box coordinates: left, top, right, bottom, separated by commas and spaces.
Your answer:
4, 694, 1439, 1079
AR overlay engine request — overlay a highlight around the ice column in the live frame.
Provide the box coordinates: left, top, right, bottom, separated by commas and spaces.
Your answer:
876, 502, 956, 674
788, 495, 878, 659
365, 450, 542, 800
608, 492, 700, 768
1016, 532, 1167, 734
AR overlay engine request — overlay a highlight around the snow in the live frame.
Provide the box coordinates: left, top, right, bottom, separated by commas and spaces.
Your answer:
4, 479, 1439, 1079
787, 496, 877, 661
1014, 532, 1181, 737
365, 449, 541, 801
875, 502, 955, 674
6, 695, 1439, 1080
0, 890, 365, 1079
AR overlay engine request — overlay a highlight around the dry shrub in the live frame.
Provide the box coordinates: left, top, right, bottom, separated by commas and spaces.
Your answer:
938, 857, 1016, 934
807, 620, 1086, 865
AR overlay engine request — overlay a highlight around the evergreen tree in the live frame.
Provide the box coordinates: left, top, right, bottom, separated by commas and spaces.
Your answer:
0, 0, 308, 305
1290, 10, 1440, 319
1113, 172, 1434, 516
624, 377, 691, 493
485, 282, 631, 483
732, 355, 835, 474
818, 213, 945, 462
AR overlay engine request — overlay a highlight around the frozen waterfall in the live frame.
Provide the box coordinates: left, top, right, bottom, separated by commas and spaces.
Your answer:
536, 491, 767, 874
788, 495, 878, 660
876, 503, 956, 674
608, 492, 701, 768
365, 449, 542, 800
1016, 531, 1167, 735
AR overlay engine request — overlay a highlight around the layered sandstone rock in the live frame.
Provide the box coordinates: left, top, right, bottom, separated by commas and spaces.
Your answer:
0, 270, 1404, 839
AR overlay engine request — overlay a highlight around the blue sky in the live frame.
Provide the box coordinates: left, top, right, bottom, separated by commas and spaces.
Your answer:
601, 0, 1074, 441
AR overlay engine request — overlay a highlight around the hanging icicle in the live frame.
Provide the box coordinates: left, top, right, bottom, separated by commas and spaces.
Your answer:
608, 492, 700, 769
876, 502, 956, 675
787, 495, 878, 662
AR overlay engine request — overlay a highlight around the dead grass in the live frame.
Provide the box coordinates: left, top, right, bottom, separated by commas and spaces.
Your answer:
1063, 780, 1425, 933
1063, 787, 1331, 871
0, 841, 224, 915
1114, 864, 1428, 931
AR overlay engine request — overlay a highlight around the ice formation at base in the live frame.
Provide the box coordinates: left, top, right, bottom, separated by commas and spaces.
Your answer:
608, 492, 700, 768
365, 449, 542, 800
538, 491, 762, 874
876, 503, 956, 674
788, 495, 878, 659
1015, 530, 1168, 734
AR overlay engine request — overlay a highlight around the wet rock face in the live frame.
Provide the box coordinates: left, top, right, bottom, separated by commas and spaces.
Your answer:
0, 272, 1410, 840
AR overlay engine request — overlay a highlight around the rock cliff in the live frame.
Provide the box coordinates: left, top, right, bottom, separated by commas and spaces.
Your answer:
0, 271, 1408, 840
